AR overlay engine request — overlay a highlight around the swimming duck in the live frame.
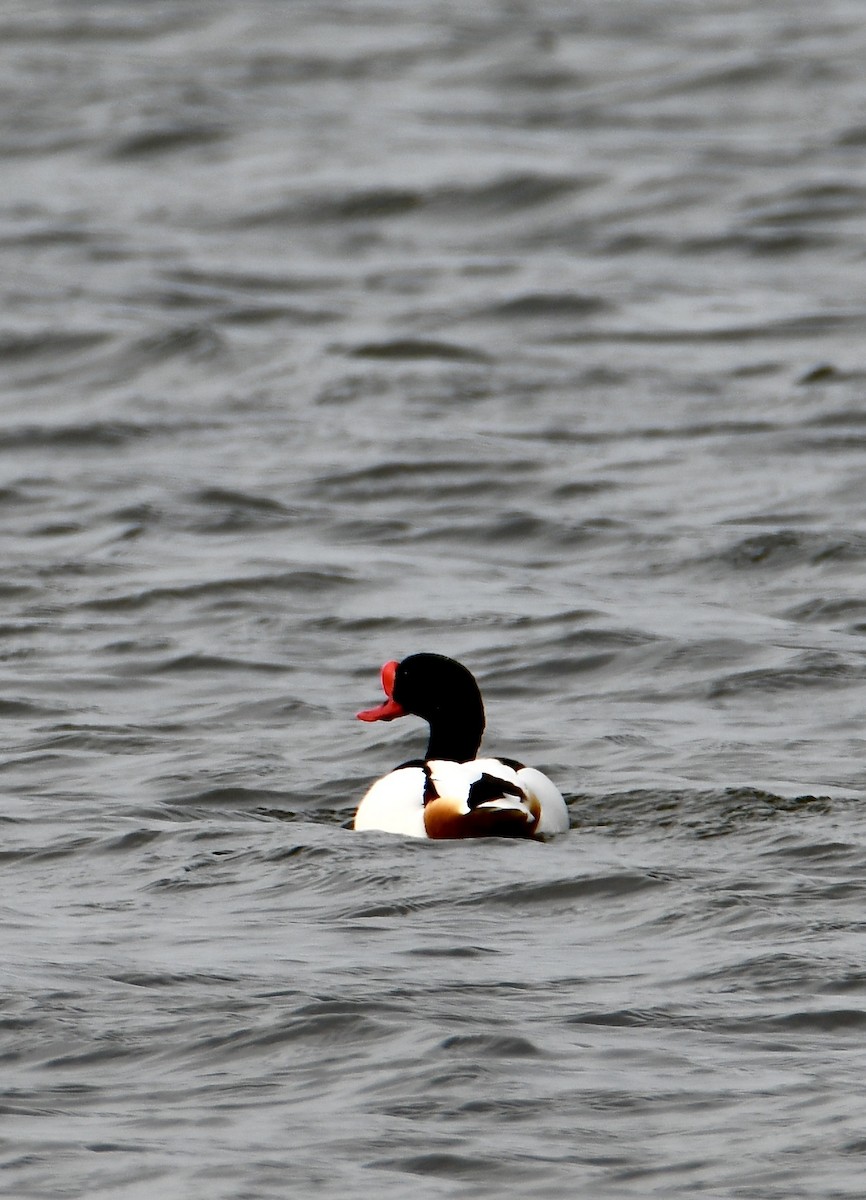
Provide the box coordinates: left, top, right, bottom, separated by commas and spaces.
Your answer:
353, 653, 569, 839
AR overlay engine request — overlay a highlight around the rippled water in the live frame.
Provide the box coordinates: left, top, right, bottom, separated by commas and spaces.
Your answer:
3, 1, 866, 1196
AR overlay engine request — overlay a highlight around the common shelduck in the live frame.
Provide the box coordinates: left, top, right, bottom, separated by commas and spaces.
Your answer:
353, 653, 569, 839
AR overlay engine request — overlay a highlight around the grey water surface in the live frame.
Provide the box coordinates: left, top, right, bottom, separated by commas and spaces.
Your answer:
3, 1, 866, 1197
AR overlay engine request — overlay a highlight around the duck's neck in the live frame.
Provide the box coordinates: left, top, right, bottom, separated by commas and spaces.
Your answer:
424, 709, 484, 763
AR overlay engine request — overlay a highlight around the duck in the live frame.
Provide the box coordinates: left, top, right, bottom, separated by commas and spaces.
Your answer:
353, 653, 569, 839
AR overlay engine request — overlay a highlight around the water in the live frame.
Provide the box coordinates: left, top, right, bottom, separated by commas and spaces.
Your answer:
3, 1, 866, 1195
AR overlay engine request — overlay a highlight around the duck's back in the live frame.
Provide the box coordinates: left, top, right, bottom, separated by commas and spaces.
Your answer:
353, 757, 568, 838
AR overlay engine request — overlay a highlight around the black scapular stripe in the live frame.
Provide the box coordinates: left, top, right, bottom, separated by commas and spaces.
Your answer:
467, 772, 525, 810
395, 760, 439, 804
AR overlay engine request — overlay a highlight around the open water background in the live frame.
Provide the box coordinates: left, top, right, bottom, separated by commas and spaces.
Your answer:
3, 1, 866, 1196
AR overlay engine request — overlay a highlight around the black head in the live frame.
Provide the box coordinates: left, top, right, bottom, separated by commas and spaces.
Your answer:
357, 652, 486, 762
393, 653, 483, 720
